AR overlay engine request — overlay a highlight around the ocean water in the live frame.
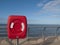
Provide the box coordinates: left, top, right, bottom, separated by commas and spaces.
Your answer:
28, 24, 60, 37
0, 24, 60, 37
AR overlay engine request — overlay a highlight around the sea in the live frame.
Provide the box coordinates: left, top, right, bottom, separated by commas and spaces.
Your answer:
0, 24, 60, 38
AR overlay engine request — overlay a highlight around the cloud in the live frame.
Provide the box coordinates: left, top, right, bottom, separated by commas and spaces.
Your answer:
37, 0, 53, 7
28, 19, 40, 24
52, 15, 60, 17
43, 0, 60, 12
37, 3, 43, 7
36, 0, 60, 17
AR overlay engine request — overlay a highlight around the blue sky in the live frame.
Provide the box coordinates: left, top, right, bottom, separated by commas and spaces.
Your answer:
0, 0, 60, 24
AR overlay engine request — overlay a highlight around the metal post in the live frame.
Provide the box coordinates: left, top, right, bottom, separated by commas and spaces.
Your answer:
56, 27, 59, 40
56, 28, 57, 40
42, 27, 46, 42
16, 38, 19, 45
27, 27, 30, 44
10, 39, 13, 45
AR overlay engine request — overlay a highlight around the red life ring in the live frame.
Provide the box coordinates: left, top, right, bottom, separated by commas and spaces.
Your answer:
10, 19, 25, 34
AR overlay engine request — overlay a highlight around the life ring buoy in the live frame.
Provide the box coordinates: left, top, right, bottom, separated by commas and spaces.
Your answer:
10, 21, 25, 32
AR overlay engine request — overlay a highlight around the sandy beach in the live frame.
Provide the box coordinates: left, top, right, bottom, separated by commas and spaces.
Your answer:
0, 36, 60, 45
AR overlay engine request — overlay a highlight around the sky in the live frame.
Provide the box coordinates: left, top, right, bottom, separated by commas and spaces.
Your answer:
0, 0, 60, 24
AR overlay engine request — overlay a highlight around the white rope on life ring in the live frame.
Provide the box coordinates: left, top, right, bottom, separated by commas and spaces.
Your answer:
10, 22, 14, 28
10, 22, 25, 32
